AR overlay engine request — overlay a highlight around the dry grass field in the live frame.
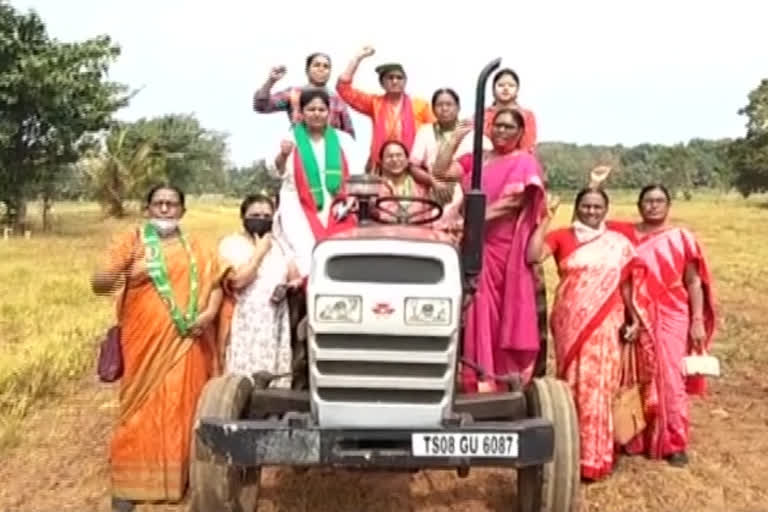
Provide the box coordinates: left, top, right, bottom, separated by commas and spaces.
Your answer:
0, 191, 766, 512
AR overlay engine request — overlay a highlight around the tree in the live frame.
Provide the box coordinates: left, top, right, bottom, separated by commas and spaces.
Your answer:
0, 3, 130, 230
80, 126, 164, 217
227, 160, 279, 199
729, 79, 768, 197
124, 114, 230, 195
81, 114, 231, 216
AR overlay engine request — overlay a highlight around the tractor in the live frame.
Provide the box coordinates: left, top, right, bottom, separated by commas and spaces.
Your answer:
188, 58, 580, 512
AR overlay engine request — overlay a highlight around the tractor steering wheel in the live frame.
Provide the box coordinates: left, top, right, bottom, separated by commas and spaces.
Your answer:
373, 196, 443, 226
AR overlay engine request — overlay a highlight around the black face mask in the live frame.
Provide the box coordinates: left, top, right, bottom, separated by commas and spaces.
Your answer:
243, 217, 273, 237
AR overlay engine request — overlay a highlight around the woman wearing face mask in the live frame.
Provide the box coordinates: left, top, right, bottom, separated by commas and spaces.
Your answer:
526, 187, 653, 481
272, 87, 364, 279
432, 108, 545, 393
90, 185, 225, 512
217, 194, 300, 386
606, 185, 716, 467
483, 68, 537, 153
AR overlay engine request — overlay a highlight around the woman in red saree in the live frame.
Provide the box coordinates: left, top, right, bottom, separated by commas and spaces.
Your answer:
527, 187, 648, 480
483, 68, 537, 153
608, 184, 716, 467
433, 108, 545, 392
91, 185, 225, 512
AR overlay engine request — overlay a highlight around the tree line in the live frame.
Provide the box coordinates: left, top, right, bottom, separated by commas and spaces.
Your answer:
1, 2, 766, 231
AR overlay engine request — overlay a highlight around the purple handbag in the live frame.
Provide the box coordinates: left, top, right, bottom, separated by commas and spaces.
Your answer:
97, 237, 137, 382
97, 325, 124, 382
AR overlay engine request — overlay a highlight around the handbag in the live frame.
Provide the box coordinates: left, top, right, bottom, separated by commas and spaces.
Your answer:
97, 324, 124, 382
97, 232, 138, 382
683, 351, 721, 377
613, 342, 647, 445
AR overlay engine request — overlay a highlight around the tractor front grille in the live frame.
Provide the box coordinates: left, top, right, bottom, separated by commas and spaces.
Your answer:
310, 333, 458, 427
315, 333, 451, 352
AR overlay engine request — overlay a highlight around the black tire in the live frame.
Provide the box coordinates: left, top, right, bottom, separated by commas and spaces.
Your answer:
517, 377, 580, 512
188, 374, 260, 512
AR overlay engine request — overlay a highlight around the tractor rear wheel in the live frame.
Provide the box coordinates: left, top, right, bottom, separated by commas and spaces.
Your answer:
188, 374, 260, 512
516, 377, 580, 512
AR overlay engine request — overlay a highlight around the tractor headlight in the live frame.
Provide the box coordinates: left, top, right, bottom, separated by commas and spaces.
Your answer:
315, 295, 362, 323
405, 297, 451, 326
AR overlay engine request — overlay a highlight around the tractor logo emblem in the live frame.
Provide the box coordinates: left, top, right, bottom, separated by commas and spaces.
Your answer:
372, 302, 395, 317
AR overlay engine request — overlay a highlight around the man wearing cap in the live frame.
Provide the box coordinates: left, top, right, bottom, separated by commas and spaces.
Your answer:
253, 52, 356, 138
336, 46, 434, 170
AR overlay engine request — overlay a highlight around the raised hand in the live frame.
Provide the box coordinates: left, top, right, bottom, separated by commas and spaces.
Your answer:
279, 139, 294, 157
589, 165, 612, 186
546, 194, 561, 219
358, 46, 375, 59
453, 119, 474, 142
268, 65, 287, 82
128, 256, 148, 281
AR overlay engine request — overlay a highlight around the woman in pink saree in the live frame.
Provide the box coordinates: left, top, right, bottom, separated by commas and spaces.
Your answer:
527, 187, 650, 480
433, 108, 545, 392
608, 184, 716, 467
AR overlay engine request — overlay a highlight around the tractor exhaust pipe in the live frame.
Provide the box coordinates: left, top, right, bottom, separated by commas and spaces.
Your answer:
461, 57, 501, 286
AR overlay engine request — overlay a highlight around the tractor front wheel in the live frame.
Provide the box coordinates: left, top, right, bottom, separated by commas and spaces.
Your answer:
517, 377, 580, 512
188, 374, 261, 512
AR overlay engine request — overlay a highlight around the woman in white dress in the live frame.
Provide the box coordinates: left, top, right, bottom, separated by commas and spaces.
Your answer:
271, 87, 364, 279
218, 194, 300, 388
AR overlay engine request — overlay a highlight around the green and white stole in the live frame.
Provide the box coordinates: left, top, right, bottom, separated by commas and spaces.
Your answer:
293, 123, 342, 210
142, 222, 199, 336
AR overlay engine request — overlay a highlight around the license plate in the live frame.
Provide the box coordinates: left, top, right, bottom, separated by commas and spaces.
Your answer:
411, 432, 519, 458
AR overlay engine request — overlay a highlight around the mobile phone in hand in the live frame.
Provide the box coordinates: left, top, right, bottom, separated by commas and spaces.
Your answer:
270, 284, 288, 305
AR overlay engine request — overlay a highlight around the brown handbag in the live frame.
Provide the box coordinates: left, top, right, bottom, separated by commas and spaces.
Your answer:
613, 342, 647, 445
97, 233, 138, 382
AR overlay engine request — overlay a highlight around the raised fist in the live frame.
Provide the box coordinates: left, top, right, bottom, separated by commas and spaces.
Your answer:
280, 139, 294, 156
358, 46, 375, 59
268, 65, 287, 82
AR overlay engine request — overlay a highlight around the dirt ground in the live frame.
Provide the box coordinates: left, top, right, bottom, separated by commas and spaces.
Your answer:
0, 371, 766, 512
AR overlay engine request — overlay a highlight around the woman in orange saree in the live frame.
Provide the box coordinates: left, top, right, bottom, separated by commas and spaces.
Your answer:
91, 185, 225, 512
608, 184, 716, 467
527, 187, 650, 480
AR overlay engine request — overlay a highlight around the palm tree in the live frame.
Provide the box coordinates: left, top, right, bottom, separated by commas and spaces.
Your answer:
80, 126, 163, 217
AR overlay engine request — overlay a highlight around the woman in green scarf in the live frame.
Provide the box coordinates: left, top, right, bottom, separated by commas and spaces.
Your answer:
271, 88, 365, 279
91, 185, 226, 512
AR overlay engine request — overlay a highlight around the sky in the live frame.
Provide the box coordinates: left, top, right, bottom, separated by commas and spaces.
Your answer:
10, 0, 768, 167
